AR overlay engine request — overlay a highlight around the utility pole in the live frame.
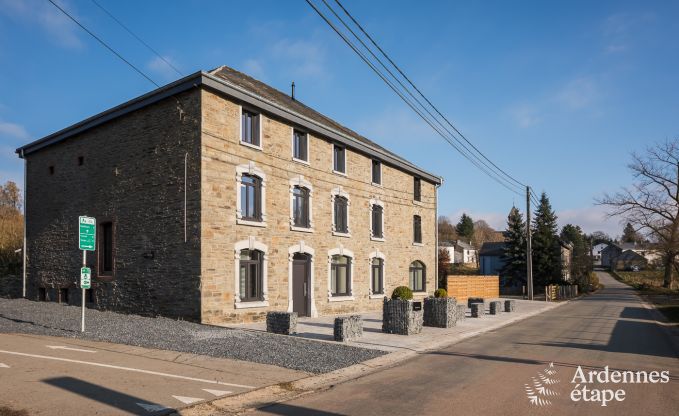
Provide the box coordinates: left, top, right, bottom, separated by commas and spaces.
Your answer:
526, 186, 534, 300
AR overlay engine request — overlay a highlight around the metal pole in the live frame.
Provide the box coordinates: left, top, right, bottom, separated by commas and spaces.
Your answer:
22, 150, 27, 298
435, 182, 439, 291
81, 250, 86, 332
526, 186, 534, 301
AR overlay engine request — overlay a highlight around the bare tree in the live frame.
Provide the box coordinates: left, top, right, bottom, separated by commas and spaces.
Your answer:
598, 140, 679, 289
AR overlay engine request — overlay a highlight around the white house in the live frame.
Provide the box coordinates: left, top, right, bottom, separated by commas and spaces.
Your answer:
441, 240, 478, 265
592, 243, 609, 266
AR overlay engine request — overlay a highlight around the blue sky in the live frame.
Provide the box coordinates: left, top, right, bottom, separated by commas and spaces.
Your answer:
1, 0, 677, 237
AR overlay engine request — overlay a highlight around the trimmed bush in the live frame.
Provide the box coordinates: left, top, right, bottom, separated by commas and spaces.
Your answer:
391, 286, 413, 300
434, 288, 448, 298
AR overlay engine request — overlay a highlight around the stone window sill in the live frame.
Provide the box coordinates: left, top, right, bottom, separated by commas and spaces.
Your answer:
328, 295, 355, 302
332, 231, 351, 238
291, 226, 314, 233
332, 170, 347, 177
413, 200, 424, 206
239, 140, 263, 151
370, 236, 385, 242
412, 242, 424, 247
237, 218, 266, 228
292, 157, 310, 166
369, 294, 385, 300
234, 300, 269, 309
412, 292, 428, 298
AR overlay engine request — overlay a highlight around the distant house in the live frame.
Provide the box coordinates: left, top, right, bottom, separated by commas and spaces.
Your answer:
591, 243, 609, 266
560, 240, 573, 282
440, 240, 477, 265
613, 250, 648, 271
601, 244, 623, 269
479, 242, 506, 275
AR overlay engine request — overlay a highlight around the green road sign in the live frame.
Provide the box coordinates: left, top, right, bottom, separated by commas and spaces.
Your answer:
79, 216, 96, 251
80, 267, 91, 289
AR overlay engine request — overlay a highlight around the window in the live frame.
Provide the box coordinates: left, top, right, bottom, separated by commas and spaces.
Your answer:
78, 156, 84, 166
241, 109, 260, 146
99, 222, 114, 276
409, 261, 426, 292
334, 196, 348, 234
371, 258, 384, 295
292, 186, 310, 228
331, 255, 351, 296
240, 174, 262, 221
333, 145, 345, 173
293, 129, 308, 162
414, 178, 421, 202
49, 166, 55, 175
371, 160, 381, 185
413, 215, 422, 244
371, 204, 383, 239
239, 249, 263, 302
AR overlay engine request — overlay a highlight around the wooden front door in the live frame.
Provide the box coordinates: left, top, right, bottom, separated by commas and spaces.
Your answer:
292, 253, 310, 317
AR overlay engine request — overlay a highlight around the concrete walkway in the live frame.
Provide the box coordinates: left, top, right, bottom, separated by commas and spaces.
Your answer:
230, 298, 563, 353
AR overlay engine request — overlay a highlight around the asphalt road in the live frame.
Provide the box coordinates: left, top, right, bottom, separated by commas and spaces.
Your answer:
252, 272, 679, 416
0, 333, 305, 415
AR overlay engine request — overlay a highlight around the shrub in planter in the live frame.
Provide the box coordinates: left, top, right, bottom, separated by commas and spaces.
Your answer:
391, 286, 413, 300
434, 288, 448, 298
382, 297, 423, 335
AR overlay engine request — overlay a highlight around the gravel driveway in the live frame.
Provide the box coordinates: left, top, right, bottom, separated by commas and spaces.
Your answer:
0, 298, 384, 374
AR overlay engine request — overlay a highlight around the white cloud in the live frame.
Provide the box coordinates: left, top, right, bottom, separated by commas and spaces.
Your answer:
270, 38, 327, 78
557, 205, 620, 238
554, 77, 601, 110
508, 104, 541, 128
444, 209, 509, 231
354, 107, 436, 144
602, 12, 656, 55
146, 55, 181, 81
0, 0, 83, 49
0, 121, 30, 140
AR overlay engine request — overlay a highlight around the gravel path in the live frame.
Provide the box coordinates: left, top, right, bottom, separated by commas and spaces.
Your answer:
0, 298, 384, 374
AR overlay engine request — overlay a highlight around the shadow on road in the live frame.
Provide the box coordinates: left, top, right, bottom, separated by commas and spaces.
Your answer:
42, 377, 173, 415
257, 403, 347, 416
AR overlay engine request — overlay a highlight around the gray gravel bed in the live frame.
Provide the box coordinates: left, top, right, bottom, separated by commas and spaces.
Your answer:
0, 298, 385, 374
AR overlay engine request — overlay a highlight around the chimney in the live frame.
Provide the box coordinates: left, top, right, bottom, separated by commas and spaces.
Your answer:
291, 81, 295, 100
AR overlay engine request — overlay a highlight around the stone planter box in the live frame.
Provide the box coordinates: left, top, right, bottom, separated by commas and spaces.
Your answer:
489, 300, 502, 315
382, 298, 423, 335
456, 304, 467, 320
266, 311, 297, 335
334, 315, 363, 342
504, 299, 516, 312
470, 302, 485, 318
423, 297, 457, 328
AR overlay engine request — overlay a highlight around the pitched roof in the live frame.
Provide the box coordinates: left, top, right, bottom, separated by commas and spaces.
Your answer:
17, 66, 442, 185
616, 250, 647, 261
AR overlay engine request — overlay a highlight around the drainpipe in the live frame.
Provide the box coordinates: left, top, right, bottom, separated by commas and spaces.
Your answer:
435, 179, 442, 291
21, 149, 27, 298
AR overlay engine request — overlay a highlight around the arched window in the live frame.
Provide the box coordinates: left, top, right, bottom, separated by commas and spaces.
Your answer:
240, 174, 262, 221
371, 257, 384, 295
239, 249, 263, 302
292, 186, 310, 228
409, 261, 426, 292
334, 196, 348, 234
331, 255, 351, 296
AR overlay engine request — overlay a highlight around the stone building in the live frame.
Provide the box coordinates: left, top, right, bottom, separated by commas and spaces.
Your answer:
16, 66, 442, 324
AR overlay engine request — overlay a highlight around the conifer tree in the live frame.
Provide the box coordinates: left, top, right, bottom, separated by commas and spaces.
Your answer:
455, 213, 474, 241
501, 207, 526, 285
532, 192, 562, 286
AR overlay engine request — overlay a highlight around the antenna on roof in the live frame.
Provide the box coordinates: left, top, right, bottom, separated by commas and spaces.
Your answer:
291, 81, 296, 100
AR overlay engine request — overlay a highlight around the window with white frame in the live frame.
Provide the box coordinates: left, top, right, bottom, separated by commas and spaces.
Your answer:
371, 257, 384, 295
371, 160, 382, 185
236, 163, 267, 226
333, 144, 346, 174
409, 260, 426, 292
289, 176, 313, 231
334, 196, 348, 233
239, 249, 263, 302
331, 255, 351, 296
370, 200, 384, 240
292, 129, 308, 162
241, 109, 260, 147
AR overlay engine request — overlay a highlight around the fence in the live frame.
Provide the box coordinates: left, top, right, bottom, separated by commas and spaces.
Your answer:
545, 284, 578, 301
446, 275, 499, 303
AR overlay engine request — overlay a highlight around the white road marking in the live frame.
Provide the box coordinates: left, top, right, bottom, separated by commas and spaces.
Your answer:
172, 395, 203, 404
0, 349, 255, 389
203, 388, 232, 396
136, 402, 170, 412
47, 345, 97, 353
0, 363, 9, 368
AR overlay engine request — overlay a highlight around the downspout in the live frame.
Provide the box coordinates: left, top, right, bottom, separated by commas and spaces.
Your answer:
21, 149, 26, 298
435, 179, 442, 290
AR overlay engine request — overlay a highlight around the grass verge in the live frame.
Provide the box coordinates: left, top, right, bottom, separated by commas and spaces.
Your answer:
610, 270, 679, 324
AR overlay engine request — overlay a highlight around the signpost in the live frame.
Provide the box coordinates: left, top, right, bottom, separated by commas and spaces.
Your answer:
78, 216, 95, 332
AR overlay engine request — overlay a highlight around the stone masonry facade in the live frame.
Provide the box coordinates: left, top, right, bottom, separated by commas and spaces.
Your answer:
19, 69, 439, 324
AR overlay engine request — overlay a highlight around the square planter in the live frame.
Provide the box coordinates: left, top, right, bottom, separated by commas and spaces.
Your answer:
456, 304, 467, 320
423, 297, 457, 328
382, 298, 423, 335
504, 299, 516, 312
266, 311, 297, 335
470, 302, 485, 318
489, 300, 502, 315
334, 315, 363, 342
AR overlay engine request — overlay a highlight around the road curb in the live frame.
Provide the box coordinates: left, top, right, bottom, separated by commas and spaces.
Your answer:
174, 300, 569, 416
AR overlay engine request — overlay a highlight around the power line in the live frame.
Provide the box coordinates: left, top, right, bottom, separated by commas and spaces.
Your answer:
330, 0, 528, 190
317, 0, 522, 194
305, 0, 523, 196
46, 0, 159, 87
90, 0, 183, 77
